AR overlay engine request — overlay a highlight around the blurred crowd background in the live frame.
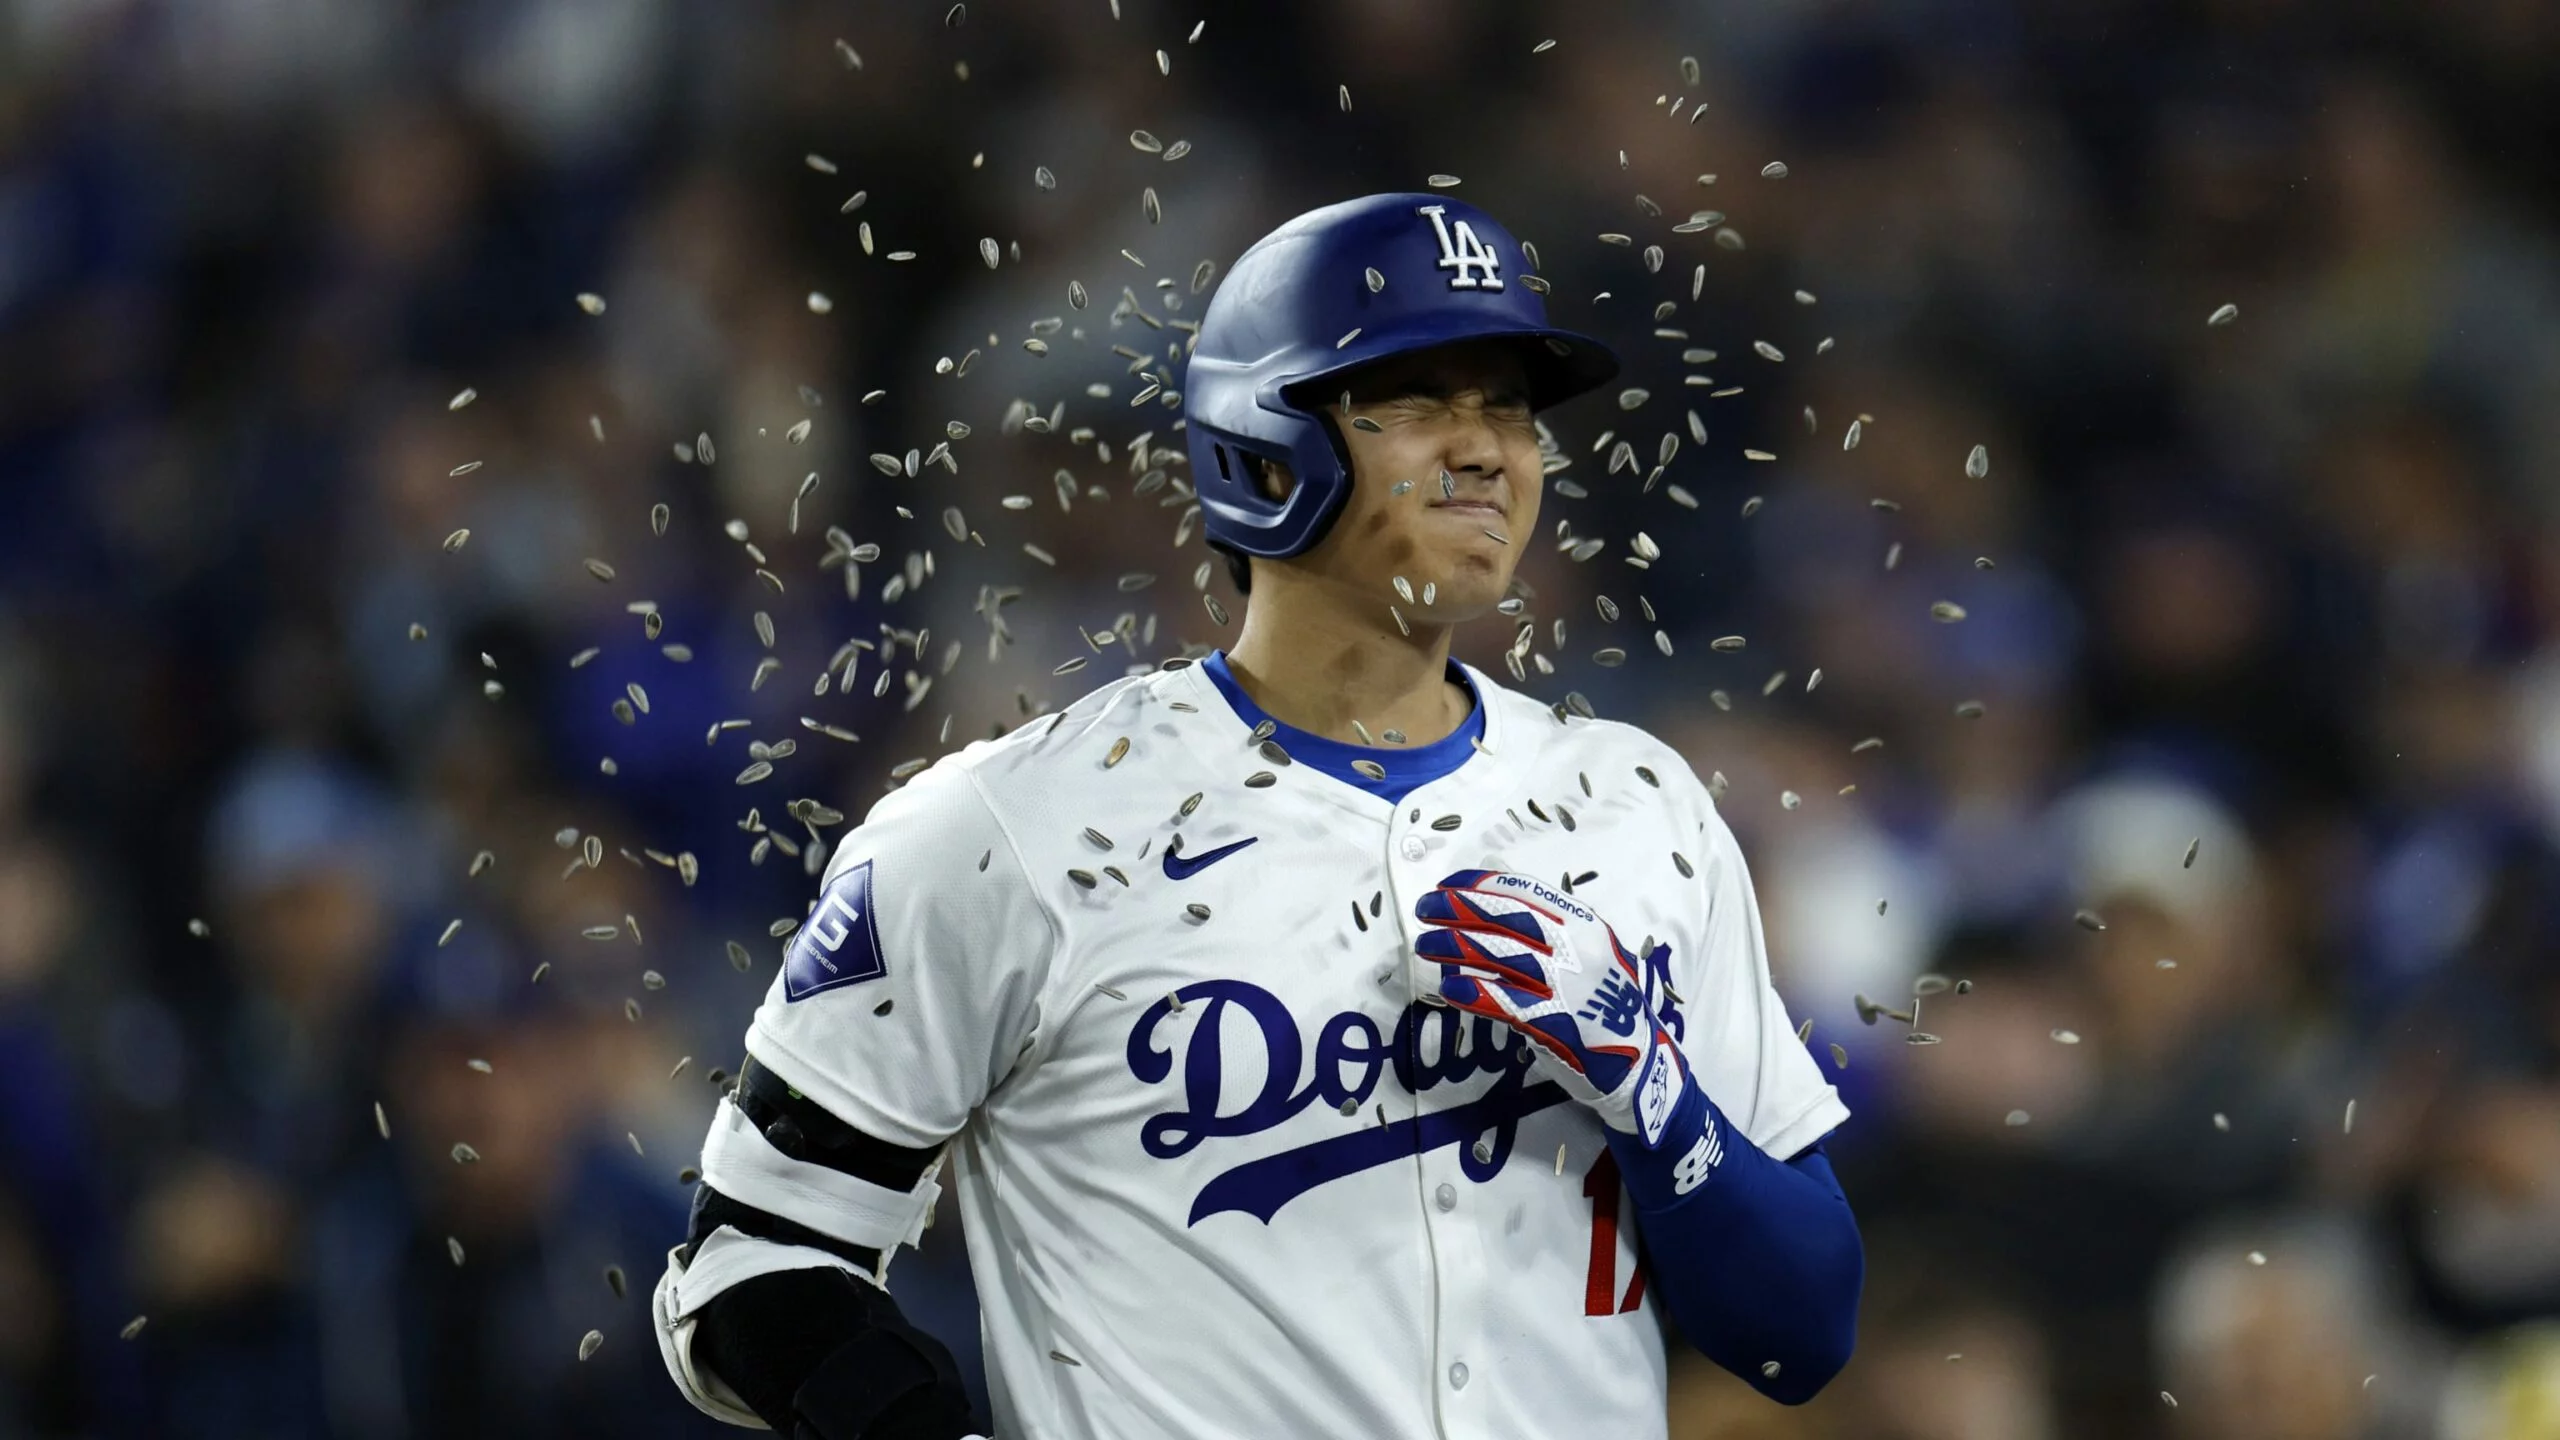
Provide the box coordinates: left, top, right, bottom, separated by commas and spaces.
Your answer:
6, 0, 2560, 1436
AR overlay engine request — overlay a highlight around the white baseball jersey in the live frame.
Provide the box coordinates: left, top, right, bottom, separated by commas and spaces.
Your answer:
745, 651, 1848, 1440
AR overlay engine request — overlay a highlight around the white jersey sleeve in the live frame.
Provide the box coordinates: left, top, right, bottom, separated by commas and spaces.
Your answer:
745, 757, 1062, 1148
1676, 798, 1851, 1163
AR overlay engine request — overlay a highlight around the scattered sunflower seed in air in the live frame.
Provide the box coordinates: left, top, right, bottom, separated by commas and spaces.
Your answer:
2182, 838, 2200, 868
578, 1330, 605, 1362
575, 293, 606, 315
2208, 303, 2239, 327
452, 1143, 481, 1164
1965, 444, 1990, 479
375, 1102, 391, 1138
443, 528, 470, 552
122, 1316, 149, 1341
2073, 908, 2107, 932
1930, 601, 1968, 623
1753, 340, 1784, 362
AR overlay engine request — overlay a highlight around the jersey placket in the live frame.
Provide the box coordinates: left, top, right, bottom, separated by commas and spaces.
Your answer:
1386, 747, 1532, 1438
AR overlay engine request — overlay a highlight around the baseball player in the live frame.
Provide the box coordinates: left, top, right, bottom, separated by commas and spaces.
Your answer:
655, 194, 1864, 1439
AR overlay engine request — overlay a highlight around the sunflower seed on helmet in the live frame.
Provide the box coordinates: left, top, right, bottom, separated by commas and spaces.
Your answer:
2208, 303, 2239, 327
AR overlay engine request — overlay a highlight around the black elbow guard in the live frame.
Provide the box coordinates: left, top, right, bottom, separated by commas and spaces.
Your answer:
692, 1264, 974, 1440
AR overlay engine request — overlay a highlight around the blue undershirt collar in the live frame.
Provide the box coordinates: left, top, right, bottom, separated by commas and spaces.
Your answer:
1198, 649, 1485, 807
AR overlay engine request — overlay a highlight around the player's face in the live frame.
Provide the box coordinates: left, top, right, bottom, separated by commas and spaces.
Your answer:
1287, 339, 1542, 621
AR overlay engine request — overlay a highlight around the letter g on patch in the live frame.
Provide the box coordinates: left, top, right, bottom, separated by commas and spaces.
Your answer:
784, 858, 889, 1001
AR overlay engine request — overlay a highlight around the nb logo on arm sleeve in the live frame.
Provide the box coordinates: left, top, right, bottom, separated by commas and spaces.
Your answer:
784, 859, 889, 1001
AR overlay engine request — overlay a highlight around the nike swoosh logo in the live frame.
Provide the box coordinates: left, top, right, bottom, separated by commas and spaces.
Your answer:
1163, 835, 1258, 880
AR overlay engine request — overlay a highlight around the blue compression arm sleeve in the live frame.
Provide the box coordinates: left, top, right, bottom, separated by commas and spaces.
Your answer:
1607, 1085, 1863, 1404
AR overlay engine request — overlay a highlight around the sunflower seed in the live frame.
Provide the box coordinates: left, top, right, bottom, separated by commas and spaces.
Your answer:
1428, 173, 1461, 188
1617, 387, 1650, 410
576, 292, 606, 315
2073, 908, 2107, 931
735, 761, 774, 785
1710, 635, 1746, 652
1753, 340, 1785, 363
1955, 699, 1985, 718
2207, 303, 2238, 327
1143, 187, 1162, 224
452, 1142, 481, 1164
1964, 444, 1989, 479
442, 528, 471, 552
1243, 771, 1277, 788
1931, 601, 1968, 623
578, 1330, 604, 1362
1106, 736, 1131, 768
2182, 838, 2200, 868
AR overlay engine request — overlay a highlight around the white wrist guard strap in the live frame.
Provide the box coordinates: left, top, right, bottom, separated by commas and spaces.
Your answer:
697, 1095, 942, 1254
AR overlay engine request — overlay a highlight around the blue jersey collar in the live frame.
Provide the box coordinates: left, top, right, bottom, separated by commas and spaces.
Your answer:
1197, 649, 1485, 806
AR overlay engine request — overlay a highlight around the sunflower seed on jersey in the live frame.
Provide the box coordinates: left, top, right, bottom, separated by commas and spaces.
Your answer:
1066, 869, 1098, 891
1177, 791, 1203, 818
1243, 771, 1276, 788
2208, 303, 2239, 327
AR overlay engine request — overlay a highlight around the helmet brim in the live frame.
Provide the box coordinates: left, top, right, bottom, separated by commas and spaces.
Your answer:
1270, 310, 1622, 414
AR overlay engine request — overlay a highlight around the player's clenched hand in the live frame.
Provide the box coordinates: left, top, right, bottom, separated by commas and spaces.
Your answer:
1412, 869, 1692, 1147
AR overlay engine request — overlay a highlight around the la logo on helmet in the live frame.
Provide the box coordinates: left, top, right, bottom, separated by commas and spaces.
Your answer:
1419, 205, 1504, 291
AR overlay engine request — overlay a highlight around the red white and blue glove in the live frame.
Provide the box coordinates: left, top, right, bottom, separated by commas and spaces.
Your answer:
1413, 869, 1694, 1148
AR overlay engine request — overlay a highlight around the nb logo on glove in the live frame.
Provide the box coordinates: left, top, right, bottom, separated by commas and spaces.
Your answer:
1580, 972, 1647, 1038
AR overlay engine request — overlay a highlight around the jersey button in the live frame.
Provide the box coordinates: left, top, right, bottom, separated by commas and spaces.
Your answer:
1399, 834, 1427, 861
1448, 1361, 1469, 1391
1434, 1182, 1456, 1211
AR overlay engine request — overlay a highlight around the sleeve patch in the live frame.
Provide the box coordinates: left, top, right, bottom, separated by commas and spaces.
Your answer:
783, 858, 889, 1002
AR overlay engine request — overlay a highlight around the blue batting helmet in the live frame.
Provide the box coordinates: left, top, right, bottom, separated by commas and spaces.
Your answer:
1183, 193, 1621, 561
